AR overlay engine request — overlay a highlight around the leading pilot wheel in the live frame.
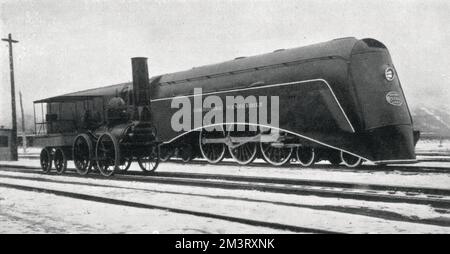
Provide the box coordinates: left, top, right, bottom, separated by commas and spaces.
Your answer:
40, 148, 52, 173
296, 147, 315, 167
260, 143, 293, 166
73, 134, 94, 176
138, 146, 160, 173
340, 151, 363, 168
199, 127, 226, 164
96, 133, 120, 177
54, 148, 67, 174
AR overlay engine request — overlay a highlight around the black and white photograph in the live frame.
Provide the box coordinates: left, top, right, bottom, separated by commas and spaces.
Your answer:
0, 0, 449, 237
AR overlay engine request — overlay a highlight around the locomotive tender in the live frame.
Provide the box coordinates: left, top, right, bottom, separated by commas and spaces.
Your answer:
34, 37, 418, 175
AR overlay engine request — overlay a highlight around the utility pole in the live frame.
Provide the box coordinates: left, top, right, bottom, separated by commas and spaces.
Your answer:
2, 33, 19, 161
19, 91, 27, 154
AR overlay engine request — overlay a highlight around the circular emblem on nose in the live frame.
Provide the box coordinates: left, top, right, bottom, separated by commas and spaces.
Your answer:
385, 67, 395, 81
386, 91, 403, 106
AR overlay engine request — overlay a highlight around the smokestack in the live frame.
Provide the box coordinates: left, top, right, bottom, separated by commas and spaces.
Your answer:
131, 57, 151, 121
131, 57, 150, 107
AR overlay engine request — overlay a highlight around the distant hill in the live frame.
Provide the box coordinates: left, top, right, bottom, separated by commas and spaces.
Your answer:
411, 105, 450, 138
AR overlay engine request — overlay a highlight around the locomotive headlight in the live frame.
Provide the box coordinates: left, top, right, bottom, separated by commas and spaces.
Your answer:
385, 67, 395, 81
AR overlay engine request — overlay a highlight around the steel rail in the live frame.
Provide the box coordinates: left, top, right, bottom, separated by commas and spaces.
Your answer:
0, 165, 449, 209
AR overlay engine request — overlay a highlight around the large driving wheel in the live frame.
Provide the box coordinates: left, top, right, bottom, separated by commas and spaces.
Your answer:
227, 127, 258, 165
54, 148, 67, 174
73, 134, 93, 175
138, 145, 160, 173
340, 151, 363, 168
96, 133, 120, 177
260, 143, 293, 166
199, 127, 226, 164
296, 147, 315, 167
40, 148, 52, 173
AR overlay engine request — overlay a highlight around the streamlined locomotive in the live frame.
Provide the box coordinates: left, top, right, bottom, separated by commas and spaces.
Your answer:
34, 37, 418, 175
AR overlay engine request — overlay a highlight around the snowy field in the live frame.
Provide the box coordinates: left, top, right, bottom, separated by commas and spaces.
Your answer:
0, 168, 449, 234
416, 139, 450, 153
0, 187, 287, 234
1, 143, 449, 234
0, 159, 450, 233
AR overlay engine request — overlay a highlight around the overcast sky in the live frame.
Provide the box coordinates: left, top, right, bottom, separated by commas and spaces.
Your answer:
0, 0, 449, 127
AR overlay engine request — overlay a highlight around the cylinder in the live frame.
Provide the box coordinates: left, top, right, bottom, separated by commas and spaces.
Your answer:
131, 57, 150, 107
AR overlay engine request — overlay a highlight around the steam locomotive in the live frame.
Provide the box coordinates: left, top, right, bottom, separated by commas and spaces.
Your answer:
34, 37, 418, 176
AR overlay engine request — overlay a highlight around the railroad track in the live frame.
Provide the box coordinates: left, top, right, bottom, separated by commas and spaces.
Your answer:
1, 165, 449, 209
9, 156, 450, 175
416, 152, 450, 157
0, 168, 449, 230
166, 159, 450, 174
0, 181, 339, 234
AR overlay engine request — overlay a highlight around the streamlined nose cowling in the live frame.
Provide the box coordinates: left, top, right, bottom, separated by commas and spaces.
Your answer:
350, 39, 416, 163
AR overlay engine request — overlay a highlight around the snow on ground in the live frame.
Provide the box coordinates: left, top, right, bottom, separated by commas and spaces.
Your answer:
17, 147, 41, 155
0, 170, 449, 233
0, 187, 289, 234
416, 139, 450, 153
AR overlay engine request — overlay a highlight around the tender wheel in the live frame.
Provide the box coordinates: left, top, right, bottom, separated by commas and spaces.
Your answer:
159, 145, 173, 162
54, 148, 67, 174
179, 144, 194, 163
296, 147, 315, 167
138, 145, 160, 173
340, 151, 363, 168
260, 143, 293, 166
199, 127, 226, 164
40, 148, 52, 173
117, 157, 132, 172
73, 134, 93, 176
96, 133, 120, 177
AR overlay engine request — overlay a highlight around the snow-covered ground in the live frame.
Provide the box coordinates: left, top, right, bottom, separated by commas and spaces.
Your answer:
416, 139, 450, 153
2, 146, 450, 234
0, 187, 286, 234
0, 167, 449, 233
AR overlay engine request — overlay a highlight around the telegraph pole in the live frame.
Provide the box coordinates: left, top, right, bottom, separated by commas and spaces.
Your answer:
2, 33, 19, 161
